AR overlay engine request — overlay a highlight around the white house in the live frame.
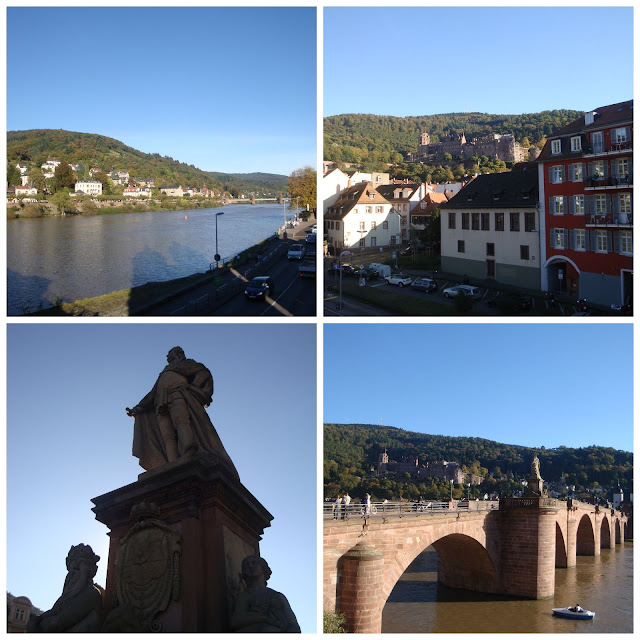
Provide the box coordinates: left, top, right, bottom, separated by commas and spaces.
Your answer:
324, 182, 401, 252
74, 179, 103, 196
41, 157, 61, 178
440, 168, 541, 289
123, 186, 152, 198
15, 184, 38, 197
376, 180, 425, 242
322, 168, 351, 215
160, 185, 184, 197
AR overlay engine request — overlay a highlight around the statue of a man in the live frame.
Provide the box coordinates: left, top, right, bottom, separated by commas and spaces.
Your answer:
27, 544, 103, 633
531, 453, 542, 480
126, 346, 238, 478
231, 555, 300, 633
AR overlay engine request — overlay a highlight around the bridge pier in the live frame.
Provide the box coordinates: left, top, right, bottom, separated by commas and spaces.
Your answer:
499, 497, 559, 599
337, 541, 385, 633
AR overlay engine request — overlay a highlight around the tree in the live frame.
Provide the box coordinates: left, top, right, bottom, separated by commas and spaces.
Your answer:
288, 166, 316, 211
53, 161, 76, 192
50, 190, 74, 215
29, 167, 46, 192
94, 170, 113, 195
7, 162, 21, 187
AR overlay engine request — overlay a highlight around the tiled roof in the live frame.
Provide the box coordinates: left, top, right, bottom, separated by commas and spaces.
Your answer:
376, 182, 420, 201
325, 182, 390, 220
441, 169, 538, 209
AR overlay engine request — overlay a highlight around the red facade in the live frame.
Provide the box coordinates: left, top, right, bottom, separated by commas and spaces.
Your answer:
539, 101, 633, 306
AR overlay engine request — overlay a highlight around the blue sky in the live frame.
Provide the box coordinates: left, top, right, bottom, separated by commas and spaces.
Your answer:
324, 324, 633, 453
7, 324, 317, 632
324, 6, 634, 117
7, 7, 316, 176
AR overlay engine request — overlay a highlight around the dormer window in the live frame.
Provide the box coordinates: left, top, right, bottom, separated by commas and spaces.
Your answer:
551, 139, 562, 155
369, 192, 376, 199
570, 136, 582, 152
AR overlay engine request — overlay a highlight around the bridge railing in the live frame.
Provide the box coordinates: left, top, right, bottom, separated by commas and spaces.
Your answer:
323, 500, 499, 519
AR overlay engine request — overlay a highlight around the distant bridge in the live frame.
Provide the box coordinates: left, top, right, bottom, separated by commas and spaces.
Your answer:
222, 196, 289, 205
324, 498, 628, 633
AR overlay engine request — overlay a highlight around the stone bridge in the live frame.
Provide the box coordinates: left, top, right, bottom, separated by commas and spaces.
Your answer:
323, 498, 628, 633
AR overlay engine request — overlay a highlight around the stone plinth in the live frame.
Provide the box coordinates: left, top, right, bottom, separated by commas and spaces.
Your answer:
499, 497, 559, 599
92, 452, 272, 632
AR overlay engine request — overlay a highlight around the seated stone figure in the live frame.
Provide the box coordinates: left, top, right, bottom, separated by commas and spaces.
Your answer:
231, 555, 300, 633
27, 544, 103, 633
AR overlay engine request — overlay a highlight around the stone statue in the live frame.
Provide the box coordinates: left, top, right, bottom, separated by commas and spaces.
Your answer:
231, 555, 300, 633
531, 453, 542, 480
126, 346, 238, 478
27, 544, 103, 633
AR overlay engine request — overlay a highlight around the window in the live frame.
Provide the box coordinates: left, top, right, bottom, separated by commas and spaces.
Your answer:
590, 160, 606, 178
595, 230, 609, 252
370, 236, 376, 246
369, 192, 376, 199
461, 212, 469, 229
525, 211, 536, 231
570, 195, 585, 215
390, 235, 397, 245
550, 165, 564, 183
359, 238, 365, 247
592, 194, 608, 214
613, 158, 630, 179
520, 245, 530, 260
365, 206, 372, 213
570, 136, 582, 152
458, 240, 465, 253
402, 215, 407, 225
550, 196, 565, 215
472, 212, 480, 230
551, 139, 561, 155
486, 243, 495, 256
617, 230, 632, 254
591, 131, 604, 153
613, 127, 630, 143
371, 221, 377, 230
383, 220, 388, 229
486, 259, 495, 278
448, 212, 456, 229
376, 206, 383, 213
510, 212, 520, 231
571, 229, 587, 251
618, 193, 632, 214
335, 221, 340, 230
359, 221, 365, 230
481, 212, 490, 230
495, 212, 504, 231
550, 228, 568, 249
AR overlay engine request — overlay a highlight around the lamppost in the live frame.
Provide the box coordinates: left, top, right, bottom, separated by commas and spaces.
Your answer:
338, 249, 351, 311
214, 211, 224, 269
357, 229, 366, 267
450, 479, 453, 502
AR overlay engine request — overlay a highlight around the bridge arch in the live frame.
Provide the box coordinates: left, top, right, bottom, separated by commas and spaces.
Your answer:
615, 519, 622, 544
600, 514, 612, 549
555, 522, 568, 567
576, 513, 595, 555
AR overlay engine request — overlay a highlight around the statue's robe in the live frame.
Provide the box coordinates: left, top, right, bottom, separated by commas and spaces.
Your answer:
132, 358, 239, 479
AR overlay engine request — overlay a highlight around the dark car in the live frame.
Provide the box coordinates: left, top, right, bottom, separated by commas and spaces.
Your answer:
487, 292, 533, 314
400, 243, 427, 256
411, 277, 438, 293
328, 264, 356, 277
353, 266, 379, 281
244, 276, 274, 300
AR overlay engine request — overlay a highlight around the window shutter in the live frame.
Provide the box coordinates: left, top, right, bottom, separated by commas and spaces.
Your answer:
563, 229, 569, 248
569, 196, 575, 215
550, 229, 556, 248
561, 166, 566, 182
588, 195, 595, 215
549, 197, 555, 215
615, 231, 621, 254
570, 229, 576, 249
548, 166, 553, 183
606, 231, 612, 252
590, 231, 597, 251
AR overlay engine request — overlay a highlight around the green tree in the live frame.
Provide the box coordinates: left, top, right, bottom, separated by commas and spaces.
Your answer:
53, 161, 76, 192
7, 162, 22, 187
29, 167, 46, 192
94, 170, 113, 195
288, 166, 317, 211
50, 190, 74, 215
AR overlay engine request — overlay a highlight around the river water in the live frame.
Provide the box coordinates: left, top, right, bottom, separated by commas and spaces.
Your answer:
382, 543, 633, 633
7, 204, 296, 314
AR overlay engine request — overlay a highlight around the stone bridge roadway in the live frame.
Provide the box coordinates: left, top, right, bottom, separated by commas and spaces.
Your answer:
324, 498, 628, 633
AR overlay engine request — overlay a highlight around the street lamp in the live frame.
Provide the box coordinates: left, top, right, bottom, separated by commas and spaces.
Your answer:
357, 229, 366, 268
338, 249, 351, 311
214, 211, 224, 269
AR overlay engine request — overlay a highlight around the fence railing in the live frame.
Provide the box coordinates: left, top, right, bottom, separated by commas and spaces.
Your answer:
323, 500, 499, 519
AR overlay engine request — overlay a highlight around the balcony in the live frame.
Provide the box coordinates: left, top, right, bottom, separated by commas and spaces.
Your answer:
584, 212, 633, 227
584, 175, 632, 189
583, 140, 633, 157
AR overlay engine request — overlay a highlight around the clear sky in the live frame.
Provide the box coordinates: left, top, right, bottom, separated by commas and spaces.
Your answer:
324, 6, 634, 117
324, 323, 633, 453
7, 323, 317, 632
7, 7, 316, 176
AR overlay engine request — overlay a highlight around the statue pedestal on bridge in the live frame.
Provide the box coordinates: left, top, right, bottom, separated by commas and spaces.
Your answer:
92, 452, 273, 632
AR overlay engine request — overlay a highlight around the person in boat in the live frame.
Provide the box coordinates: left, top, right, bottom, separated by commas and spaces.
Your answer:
569, 604, 583, 612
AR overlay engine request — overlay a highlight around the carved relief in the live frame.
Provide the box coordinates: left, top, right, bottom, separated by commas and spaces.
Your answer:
115, 503, 181, 632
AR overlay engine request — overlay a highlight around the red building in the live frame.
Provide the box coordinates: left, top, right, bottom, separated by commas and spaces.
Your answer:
538, 100, 633, 307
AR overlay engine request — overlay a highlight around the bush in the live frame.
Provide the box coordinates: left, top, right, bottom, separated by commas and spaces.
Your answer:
323, 612, 347, 633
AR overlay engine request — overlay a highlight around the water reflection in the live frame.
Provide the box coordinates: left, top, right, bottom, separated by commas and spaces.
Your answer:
382, 543, 632, 633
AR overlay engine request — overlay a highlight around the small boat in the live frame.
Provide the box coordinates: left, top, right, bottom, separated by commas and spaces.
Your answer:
552, 606, 595, 620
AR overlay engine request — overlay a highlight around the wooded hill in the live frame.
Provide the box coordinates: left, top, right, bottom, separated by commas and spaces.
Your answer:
7, 129, 288, 195
324, 110, 583, 164
324, 423, 632, 501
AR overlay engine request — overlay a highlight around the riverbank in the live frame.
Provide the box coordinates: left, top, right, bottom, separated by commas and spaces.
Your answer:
25, 235, 282, 316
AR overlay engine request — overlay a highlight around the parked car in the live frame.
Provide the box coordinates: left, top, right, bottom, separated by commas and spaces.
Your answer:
287, 244, 306, 260
384, 274, 412, 287
305, 233, 316, 245
244, 276, 274, 300
411, 277, 438, 293
311, 224, 317, 233
368, 263, 392, 279
353, 266, 379, 281
487, 292, 533, 313
442, 284, 481, 299
328, 264, 356, 277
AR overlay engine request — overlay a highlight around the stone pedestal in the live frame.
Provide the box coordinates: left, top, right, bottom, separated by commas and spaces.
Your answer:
92, 452, 272, 632
499, 497, 559, 599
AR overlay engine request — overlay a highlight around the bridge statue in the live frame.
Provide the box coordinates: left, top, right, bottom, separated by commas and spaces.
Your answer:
231, 555, 300, 633
27, 544, 103, 633
126, 346, 239, 479
525, 452, 545, 496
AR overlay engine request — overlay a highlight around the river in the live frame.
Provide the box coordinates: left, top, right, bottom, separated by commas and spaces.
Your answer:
382, 543, 633, 633
7, 204, 297, 315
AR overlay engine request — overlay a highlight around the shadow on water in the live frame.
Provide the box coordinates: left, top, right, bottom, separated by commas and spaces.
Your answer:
7, 270, 54, 315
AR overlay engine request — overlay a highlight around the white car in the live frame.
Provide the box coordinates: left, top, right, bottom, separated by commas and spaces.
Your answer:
311, 224, 317, 233
442, 284, 481, 299
287, 244, 306, 260
384, 274, 412, 287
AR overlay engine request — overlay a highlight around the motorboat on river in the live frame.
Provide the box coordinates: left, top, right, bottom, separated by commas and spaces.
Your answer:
552, 606, 595, 620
